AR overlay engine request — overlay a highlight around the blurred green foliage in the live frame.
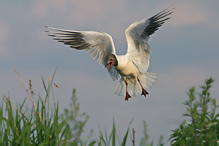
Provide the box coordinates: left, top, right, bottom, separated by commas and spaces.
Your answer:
139, 120, 163, 146
169, 78, 219, 145
60, 88, 93, 145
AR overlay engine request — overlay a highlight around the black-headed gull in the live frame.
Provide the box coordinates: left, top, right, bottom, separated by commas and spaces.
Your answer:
46, 8, 173, 101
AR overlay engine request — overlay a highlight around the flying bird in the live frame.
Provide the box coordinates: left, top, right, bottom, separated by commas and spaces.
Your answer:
45, 8, 173, 101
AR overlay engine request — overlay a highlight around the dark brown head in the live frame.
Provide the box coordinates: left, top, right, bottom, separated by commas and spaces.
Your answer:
105, 54, 118, 72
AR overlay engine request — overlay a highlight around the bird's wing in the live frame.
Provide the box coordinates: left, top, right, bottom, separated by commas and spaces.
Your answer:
46, 27, 120, 80
125, 7, 174, 73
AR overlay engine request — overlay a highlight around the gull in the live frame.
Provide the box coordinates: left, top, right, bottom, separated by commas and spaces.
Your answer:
45, 7, 173, 101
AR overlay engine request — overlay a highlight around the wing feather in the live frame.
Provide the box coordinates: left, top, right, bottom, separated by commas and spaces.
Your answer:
46, 26, 119, 80
125, 7, 174, 73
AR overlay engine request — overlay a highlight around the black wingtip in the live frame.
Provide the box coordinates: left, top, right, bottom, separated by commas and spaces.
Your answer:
153, 7, 174, 20
142, 7, 174, 36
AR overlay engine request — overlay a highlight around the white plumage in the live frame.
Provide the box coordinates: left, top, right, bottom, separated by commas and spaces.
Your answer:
46, 7, 173, 101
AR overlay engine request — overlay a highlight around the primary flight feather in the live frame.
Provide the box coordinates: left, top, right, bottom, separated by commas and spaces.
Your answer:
46, 7, 174, 101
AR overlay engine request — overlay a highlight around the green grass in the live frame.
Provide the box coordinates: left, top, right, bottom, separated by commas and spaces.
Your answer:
0, 68, 137, 145
0, 72, 68, 145
0, 68, 218, 145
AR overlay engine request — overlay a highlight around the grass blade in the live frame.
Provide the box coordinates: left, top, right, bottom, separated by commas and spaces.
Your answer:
112, 119, 116, 146
122, 119, 133, 146
0, 104, 3, 143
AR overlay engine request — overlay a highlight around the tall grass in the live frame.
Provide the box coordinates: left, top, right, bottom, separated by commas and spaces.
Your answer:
0, 69, 69, 145
0, 68, 138, 145
2, 68, 215, 145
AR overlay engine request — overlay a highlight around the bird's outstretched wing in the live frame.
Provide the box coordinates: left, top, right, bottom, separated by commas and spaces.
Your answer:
45, 27, 119, 80
125, 7, 174, 73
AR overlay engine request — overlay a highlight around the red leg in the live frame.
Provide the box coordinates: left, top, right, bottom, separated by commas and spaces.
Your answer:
125, 80, 131, 101
137, 78, 149, 97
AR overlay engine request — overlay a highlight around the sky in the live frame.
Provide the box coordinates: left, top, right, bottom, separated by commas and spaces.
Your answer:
0, 0, 219, 145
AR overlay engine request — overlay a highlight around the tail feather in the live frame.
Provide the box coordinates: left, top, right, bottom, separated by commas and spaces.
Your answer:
145, 72, 157, 89
114, 72, 157, 97
114, 78, 126, 97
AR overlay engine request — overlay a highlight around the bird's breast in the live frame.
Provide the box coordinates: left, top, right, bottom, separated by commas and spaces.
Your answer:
116, 60, 139, 78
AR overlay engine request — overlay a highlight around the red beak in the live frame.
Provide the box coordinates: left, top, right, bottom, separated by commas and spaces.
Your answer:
105, 62, 112, 72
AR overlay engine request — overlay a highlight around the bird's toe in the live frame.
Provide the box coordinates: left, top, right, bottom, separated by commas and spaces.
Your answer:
141, 88, 149, 97
125, 92, 131, 101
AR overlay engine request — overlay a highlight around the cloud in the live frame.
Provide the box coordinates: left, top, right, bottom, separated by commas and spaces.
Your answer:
0, 19, 11, 57
158, 66, 208, 90
166, 1, 219, 30
169, 2, 208, 27
33, 1, 47, 18
32, 0, 124, 20
0, 19, 10, 42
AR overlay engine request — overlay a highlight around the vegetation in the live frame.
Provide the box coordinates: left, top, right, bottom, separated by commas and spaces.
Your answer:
0, 68, 218, 145
139, 120, 164, 146
169, 78, 219, 145
0, 69, 85, 145
0, 68, 136, 145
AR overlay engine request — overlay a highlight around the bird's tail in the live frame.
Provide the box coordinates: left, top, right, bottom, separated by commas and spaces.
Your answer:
114, 72, 157, 97
140, 72, 157, 89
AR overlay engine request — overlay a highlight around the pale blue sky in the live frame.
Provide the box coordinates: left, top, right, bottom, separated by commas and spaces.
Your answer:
1, 0, 219, 145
